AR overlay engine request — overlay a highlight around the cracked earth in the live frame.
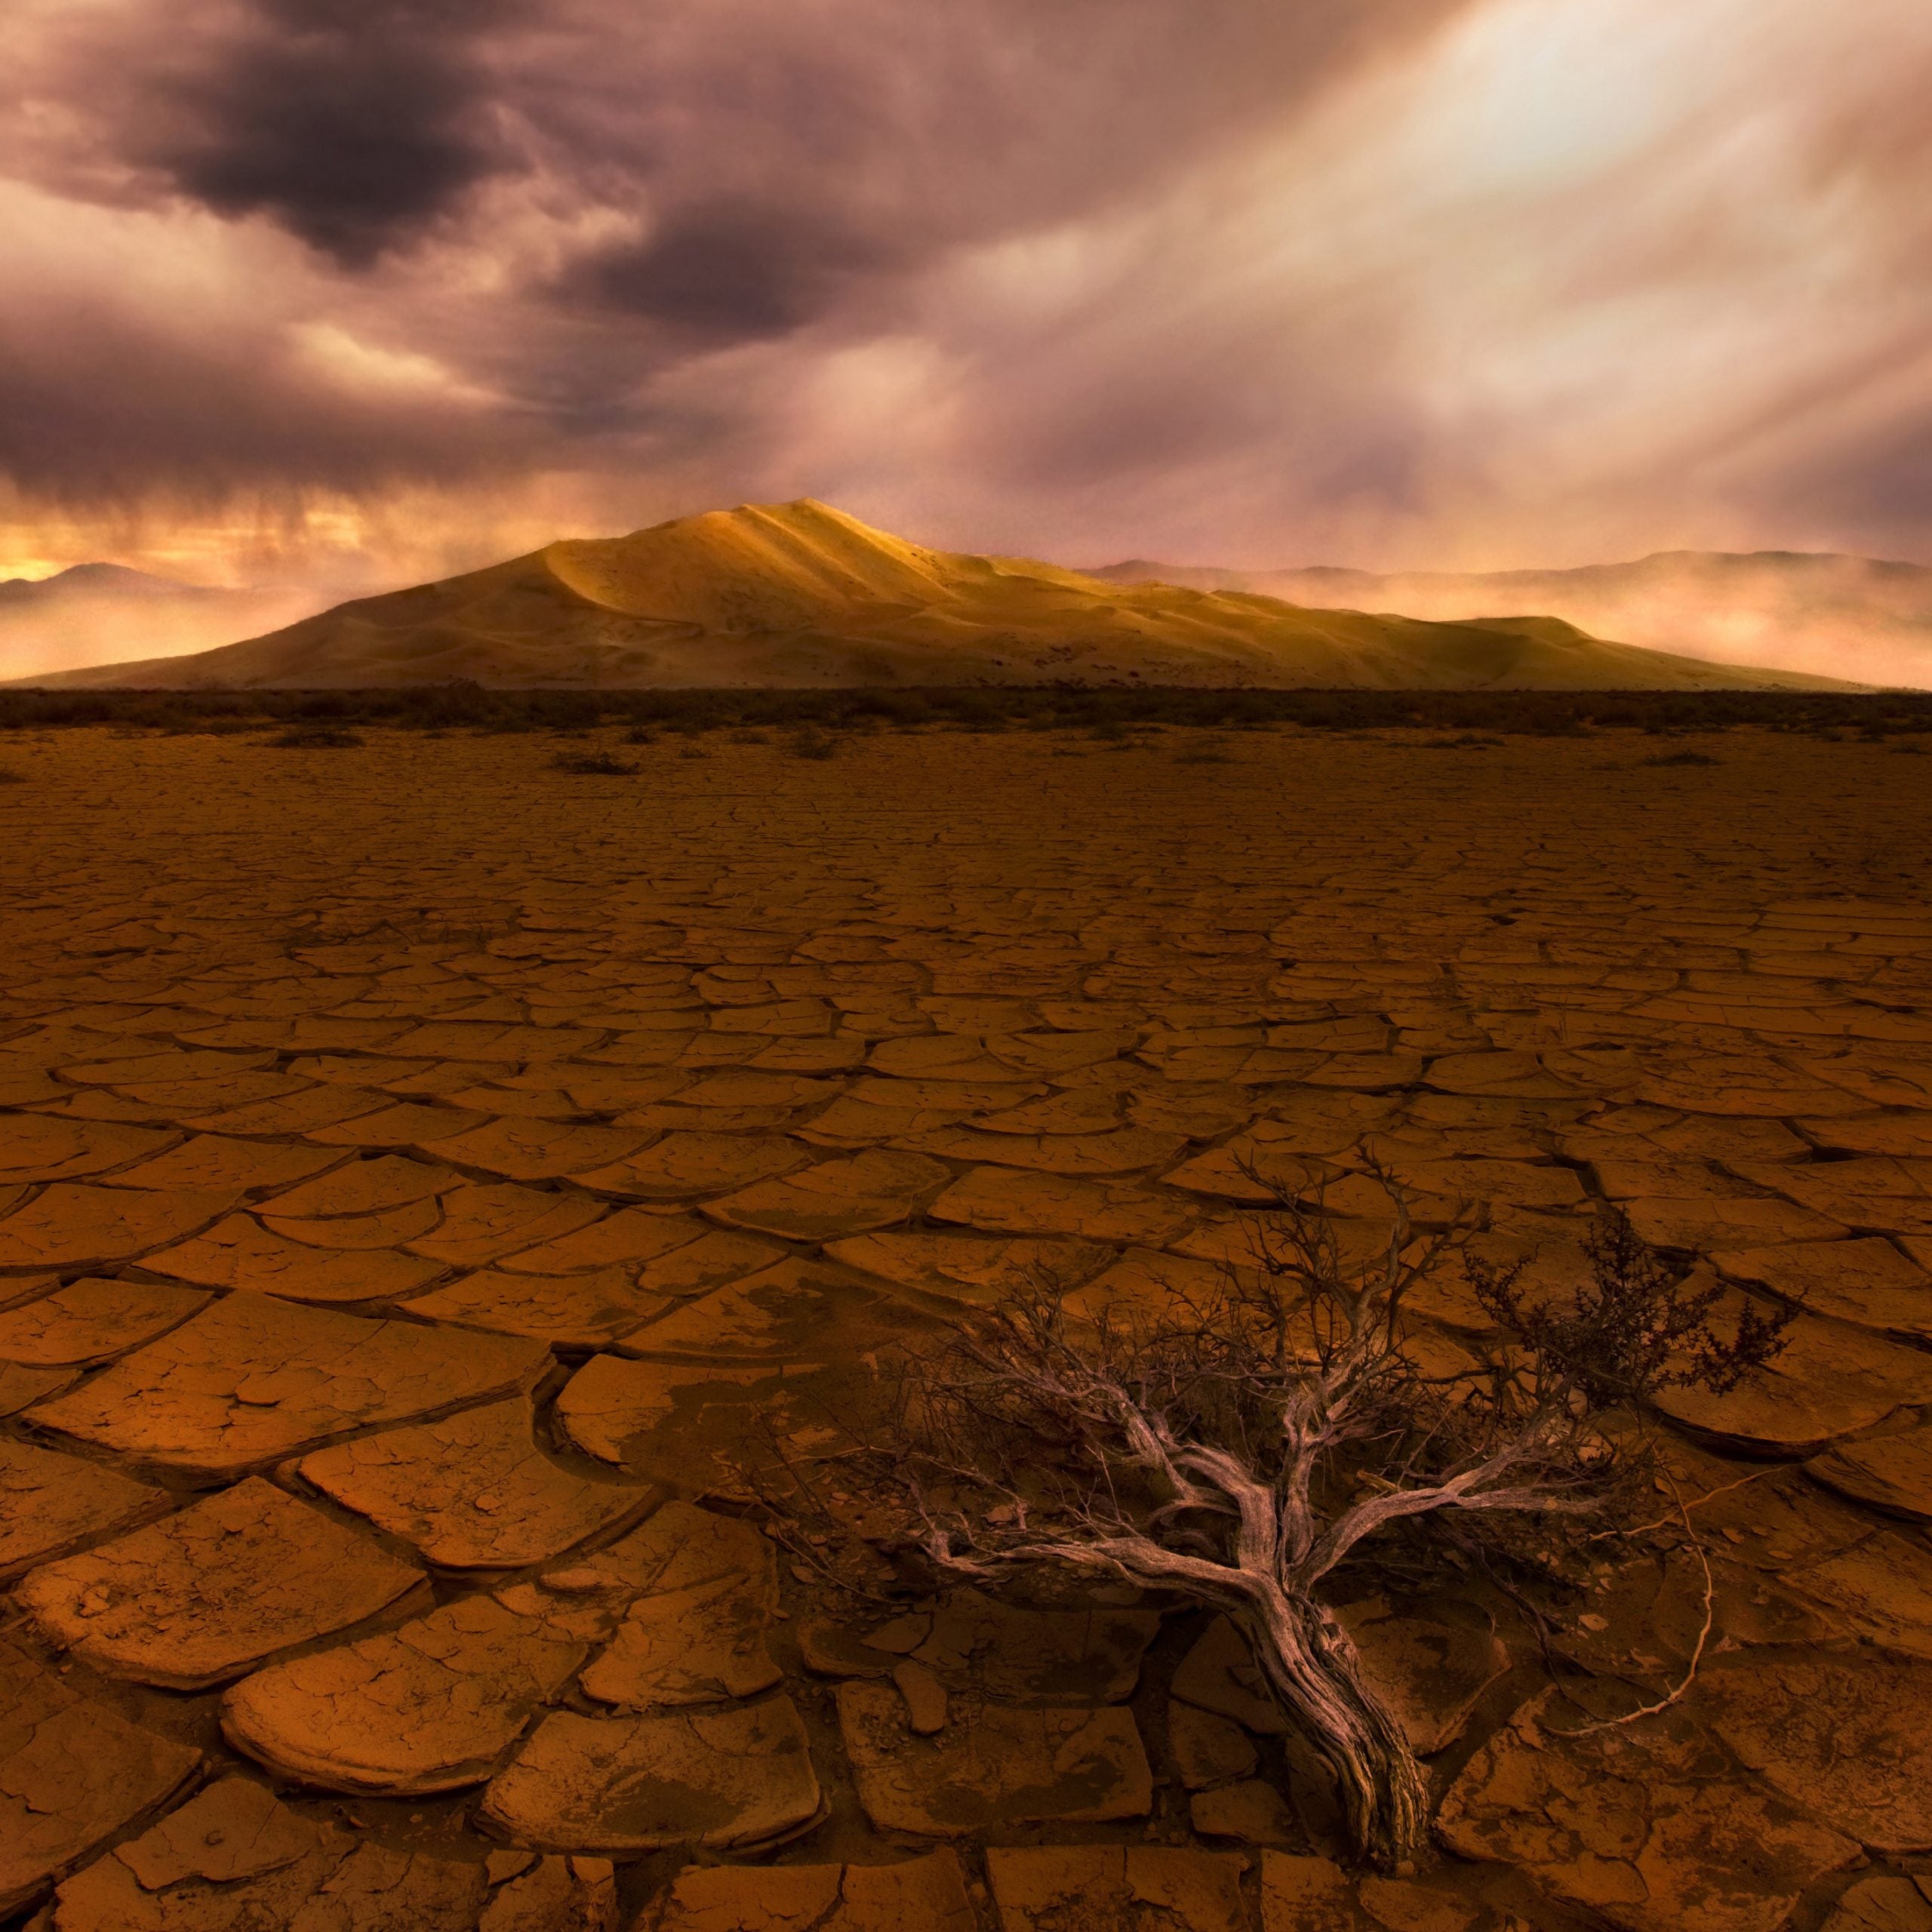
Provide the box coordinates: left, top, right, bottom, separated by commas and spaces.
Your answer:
1, 723, 1930, 1930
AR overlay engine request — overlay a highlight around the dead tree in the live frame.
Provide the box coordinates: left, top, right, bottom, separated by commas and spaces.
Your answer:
797, 1181, 1789, 1869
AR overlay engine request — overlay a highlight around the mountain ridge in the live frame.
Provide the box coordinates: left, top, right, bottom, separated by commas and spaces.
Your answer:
1091, 548, 1932, 688
0, 562, 208, 604
7, 500, 1860, 692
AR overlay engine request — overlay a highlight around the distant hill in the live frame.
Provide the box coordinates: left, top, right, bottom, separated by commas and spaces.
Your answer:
0, 562, 202, 605
1091, 549, 1931, 689
11, 501, 1857, 692
0, 564, 328, 681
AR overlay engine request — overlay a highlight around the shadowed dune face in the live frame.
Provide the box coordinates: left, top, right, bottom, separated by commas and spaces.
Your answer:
8, 500, 1857, 693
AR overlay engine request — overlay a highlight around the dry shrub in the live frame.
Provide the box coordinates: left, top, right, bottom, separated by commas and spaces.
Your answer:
765, 1181, 1789, 1867
550, 750, 637, 775
271, 725, 362, 749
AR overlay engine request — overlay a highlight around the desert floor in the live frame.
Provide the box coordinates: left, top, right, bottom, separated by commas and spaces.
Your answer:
2, 722, 1930, 1932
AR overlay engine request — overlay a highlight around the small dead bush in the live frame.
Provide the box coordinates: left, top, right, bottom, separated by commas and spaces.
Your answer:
1641, 749, 1720, 767
271, 726, 362, 749
761, 1181, 1789, 1869
550, 750, 637, 775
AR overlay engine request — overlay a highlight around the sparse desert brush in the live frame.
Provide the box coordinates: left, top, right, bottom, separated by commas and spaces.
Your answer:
785, 729, 838, 760
623, 726, 657, 744
1420, 733, 1500, 750
0, 764, 24, 783
1641, 749, 1721, 767
8, 687, 1932, 738
271, 725, 362, 749
759, 1181, 1790, 1869
550, 749, 637, 775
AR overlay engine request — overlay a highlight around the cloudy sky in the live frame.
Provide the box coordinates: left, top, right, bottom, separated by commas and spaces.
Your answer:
2, 0, 1928, 590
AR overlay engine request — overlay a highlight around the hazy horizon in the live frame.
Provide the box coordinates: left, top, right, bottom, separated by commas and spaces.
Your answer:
6, 497, 1931, 688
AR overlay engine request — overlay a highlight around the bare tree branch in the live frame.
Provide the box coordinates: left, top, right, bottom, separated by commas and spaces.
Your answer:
765, 1177, 1789, 1869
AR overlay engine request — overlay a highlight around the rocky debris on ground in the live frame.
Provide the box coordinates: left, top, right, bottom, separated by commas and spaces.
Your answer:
27, 1291, 550, 1481
577, 1499, 780, 1709
299, 1395, 656, 1569
479, 1697, 823, 1853
1438, 1685, 1860, 1932
141, 1211, 448, 1301
400, 1264, 677, 1349
17, 1475, 424, 1687
985, 1846, 1250, 1932
641, 1850, 975, 1932
808, 1589, 1160, 1704
1171, 1616, 1293, 1734
0, 1183, 240, 1269
220, 1589, 595, 1794
0, 1437, 169, 1580
1699, 1654, 1932, 1853
1190, 1778, 1301, 1846
835, 1679, 1152, 1835
48, 1776, 486, 1930
554, 1352, 875, 1492
1820, 1876, 1932, 1932
1335, 1599, 1509, 1755
1168, 1700, 1260, 1788
0, 1635, 201, 1916
1809, 1421, 1932, 1520
0, 1277, 208, 1367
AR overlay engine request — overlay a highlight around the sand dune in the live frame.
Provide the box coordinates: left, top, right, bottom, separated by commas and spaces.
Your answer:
12, 501, 1854, 691
1095, 549, 1927, 689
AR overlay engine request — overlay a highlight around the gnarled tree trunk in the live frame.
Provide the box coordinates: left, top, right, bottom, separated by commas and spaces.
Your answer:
1232, 1584, 1429, 1869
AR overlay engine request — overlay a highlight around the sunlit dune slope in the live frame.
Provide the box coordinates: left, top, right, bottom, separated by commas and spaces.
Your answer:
11, 500, 1856, 691
1096, 551, 1922, 688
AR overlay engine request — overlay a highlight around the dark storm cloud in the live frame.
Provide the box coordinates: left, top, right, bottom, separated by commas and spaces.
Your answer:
128, 0, 517, 266
1, 0, 1456, 494
571, 201, 900, 341
0, 286, 512, 506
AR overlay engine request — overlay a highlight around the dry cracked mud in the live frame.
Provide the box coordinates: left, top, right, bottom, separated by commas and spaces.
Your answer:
2, 722, 1931, 1929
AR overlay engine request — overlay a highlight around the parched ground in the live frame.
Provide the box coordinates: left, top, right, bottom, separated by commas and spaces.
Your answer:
2, 721, 1931, 1932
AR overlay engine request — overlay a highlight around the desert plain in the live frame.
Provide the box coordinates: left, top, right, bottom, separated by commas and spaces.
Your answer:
2, 718, 1931, 1932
